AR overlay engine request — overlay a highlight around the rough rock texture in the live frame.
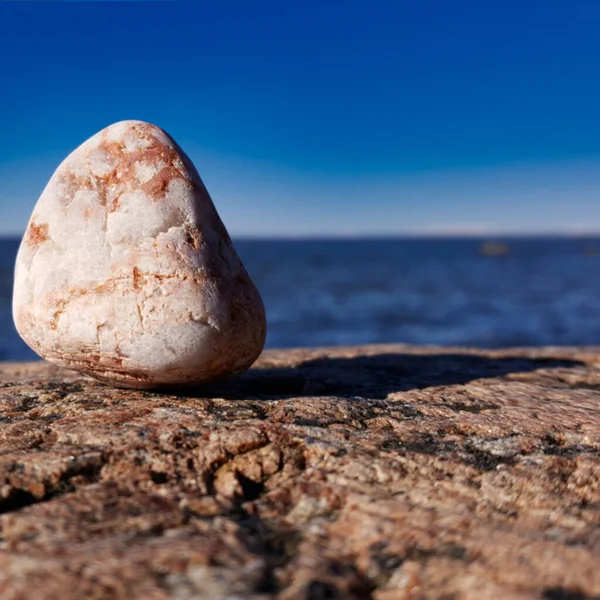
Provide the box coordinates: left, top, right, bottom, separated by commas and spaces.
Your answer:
13, 120, 266, 389
0, 344, 598, 599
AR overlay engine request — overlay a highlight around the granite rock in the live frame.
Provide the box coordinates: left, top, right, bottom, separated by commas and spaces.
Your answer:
0, 344, 598, 599
13, 120, 266, 389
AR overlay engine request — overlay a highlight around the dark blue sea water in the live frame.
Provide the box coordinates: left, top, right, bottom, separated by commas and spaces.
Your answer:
3, 237, 600, 361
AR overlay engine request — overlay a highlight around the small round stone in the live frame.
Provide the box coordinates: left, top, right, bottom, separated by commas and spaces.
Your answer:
13, 120, 266, 389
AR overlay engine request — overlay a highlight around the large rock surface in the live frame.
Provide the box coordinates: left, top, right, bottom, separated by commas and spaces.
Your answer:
0, 344, 598, 599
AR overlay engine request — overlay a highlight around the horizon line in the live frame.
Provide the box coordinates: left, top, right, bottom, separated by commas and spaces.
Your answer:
3, 231, 600, 241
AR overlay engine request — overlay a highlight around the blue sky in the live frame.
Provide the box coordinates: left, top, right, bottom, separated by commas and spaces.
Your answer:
1, 0, 600, 236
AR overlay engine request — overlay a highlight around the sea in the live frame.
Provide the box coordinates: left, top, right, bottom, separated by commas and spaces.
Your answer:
3, 236, 600, 361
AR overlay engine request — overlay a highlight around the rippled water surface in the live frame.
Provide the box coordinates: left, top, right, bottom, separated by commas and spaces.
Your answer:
3, 237, 600, 361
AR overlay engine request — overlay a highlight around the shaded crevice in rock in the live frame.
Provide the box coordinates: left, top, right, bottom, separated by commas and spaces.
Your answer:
543, 587, 600, 600
0, 451, 107, 515
0, 488, 40, 515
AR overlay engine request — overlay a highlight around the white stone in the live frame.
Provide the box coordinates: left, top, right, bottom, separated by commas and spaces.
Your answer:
13, 120, 267, 389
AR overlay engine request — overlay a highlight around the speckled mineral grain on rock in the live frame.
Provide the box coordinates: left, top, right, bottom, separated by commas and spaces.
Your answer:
12, 120, 266, 389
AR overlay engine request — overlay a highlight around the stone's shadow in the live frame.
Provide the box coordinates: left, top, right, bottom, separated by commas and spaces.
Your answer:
186, 352, 582, 400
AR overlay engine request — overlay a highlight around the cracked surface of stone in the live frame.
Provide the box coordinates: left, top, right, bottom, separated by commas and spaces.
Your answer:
0, 344, 598, 599
13, 120, 266, 389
